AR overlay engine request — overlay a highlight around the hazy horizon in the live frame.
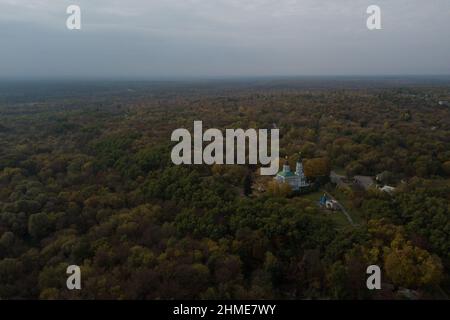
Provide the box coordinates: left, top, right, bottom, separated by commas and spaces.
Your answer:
2, 74, 450, 83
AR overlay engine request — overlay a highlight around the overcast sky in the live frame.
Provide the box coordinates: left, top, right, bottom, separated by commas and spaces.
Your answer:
1, 0, 449, 79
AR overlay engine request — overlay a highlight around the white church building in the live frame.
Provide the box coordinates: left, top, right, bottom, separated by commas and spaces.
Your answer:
274, 155, 310, 191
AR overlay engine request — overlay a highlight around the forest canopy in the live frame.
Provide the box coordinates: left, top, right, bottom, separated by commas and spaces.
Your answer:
0, 80, 449, 299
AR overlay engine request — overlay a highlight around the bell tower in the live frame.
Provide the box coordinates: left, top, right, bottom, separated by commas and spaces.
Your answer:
295, 153, 309, 188
283, 156, 291, 173
295, 153, 303, 175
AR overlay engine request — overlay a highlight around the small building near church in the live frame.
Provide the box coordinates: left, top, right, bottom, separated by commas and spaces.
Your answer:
353, 175, 375, 191
330, 171, 350, 188
319, 194, 340, 211
380, 185, 396, 194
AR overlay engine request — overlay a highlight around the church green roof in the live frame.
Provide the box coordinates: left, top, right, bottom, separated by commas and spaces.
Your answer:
277, 171, 295, 177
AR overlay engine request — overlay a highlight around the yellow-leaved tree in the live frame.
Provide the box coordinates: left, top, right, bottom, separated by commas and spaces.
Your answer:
384, 233, 443, 288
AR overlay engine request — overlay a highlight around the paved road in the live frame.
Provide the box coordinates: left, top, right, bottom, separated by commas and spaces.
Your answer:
323, 191, 355, 226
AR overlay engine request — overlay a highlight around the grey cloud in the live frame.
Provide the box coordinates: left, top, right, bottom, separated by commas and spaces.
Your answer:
0, 0, 449, 79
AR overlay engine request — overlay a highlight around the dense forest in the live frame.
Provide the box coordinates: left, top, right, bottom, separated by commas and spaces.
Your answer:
0, 79, 449, 299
